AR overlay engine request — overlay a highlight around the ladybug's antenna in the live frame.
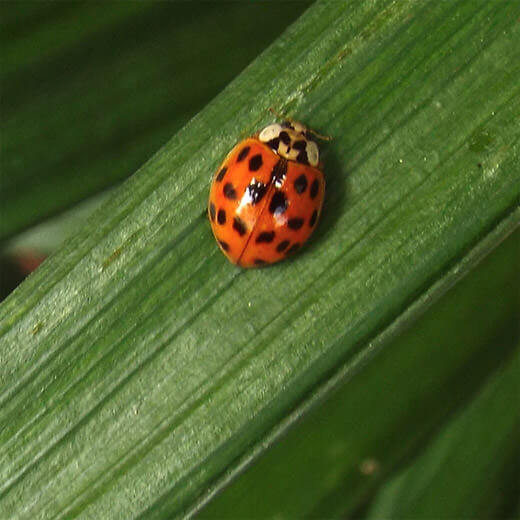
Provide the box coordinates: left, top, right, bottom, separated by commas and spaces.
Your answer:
268, 107, 285, 119
307, 128, 332, 141
268, 107, 332, 141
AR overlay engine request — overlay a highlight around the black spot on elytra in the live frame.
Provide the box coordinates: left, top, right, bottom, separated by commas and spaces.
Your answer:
233, 216, 247, 236
246, 180, 267, 205
309, 209, 318, 227
256, 231, 275, 243
281, 121, 293, 129
209, 202, 216, 221
286, 243, 300, 255
219, 240, 229, 252
223, 183, 237, 200
296, 149, 309, 165
267, 137, 280, 150
254, 259, 267, 266
276, 240, 290, 253
288, 218, 304, 230
270, 158, 288, 186
269, 190, 288, 215
216, 167, 227, 182
237, 146, 250, 162
293, 140, 307, 150
293, 174, 308, 194
217, 209, 226, 225
249, 154, 263, 171
310, 179, 319, 199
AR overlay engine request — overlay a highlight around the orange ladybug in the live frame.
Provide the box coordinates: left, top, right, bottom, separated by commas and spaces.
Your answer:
208, 120, 325, 267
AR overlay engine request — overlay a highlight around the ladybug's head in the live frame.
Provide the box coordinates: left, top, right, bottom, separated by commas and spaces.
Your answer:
258, 121, 319, 167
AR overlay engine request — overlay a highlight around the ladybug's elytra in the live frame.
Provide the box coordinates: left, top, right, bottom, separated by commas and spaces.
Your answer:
208, 120, 326, 268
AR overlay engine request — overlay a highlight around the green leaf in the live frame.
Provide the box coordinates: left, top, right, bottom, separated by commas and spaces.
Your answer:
0, 2, 310, 240
201, 227, 519, 520
365, 346, 520, 520
1, 0, 519, 518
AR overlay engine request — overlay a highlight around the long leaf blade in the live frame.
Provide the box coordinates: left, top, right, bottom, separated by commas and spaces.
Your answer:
0, 0, 519, 518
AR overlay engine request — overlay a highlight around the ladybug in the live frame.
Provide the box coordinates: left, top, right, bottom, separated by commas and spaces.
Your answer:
208, 120, 325, 268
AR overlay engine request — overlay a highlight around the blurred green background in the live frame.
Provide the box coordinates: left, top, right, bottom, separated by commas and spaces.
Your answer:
1, 1, 311, 296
